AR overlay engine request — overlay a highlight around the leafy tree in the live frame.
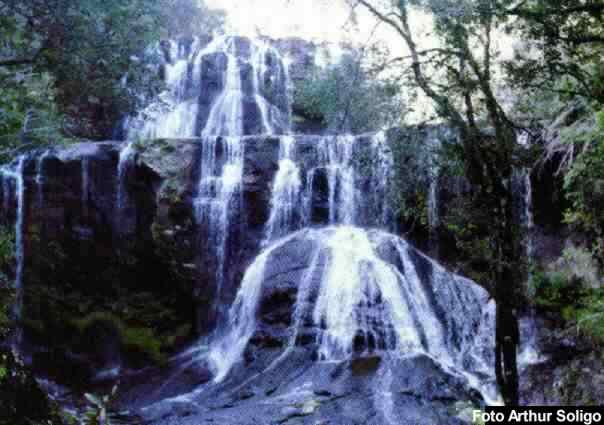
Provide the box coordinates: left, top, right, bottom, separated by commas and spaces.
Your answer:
563, 111, 604, 261
503, 0, 604, 104
160, 0, 225, 39
0, 0, 224, 145
502, 1, 604, 272
348, 0, 524, 404
296, 45, 406, 133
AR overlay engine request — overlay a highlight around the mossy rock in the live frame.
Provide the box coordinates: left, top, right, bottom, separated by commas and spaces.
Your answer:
72, 312, 167, 367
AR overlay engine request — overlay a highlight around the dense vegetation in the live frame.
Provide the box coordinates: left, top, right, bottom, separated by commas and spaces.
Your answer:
295, 43, 406, 133
0, 0, 224, 155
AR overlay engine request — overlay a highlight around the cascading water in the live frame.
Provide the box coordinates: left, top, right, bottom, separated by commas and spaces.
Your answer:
13, 157, 25, 346
427, 175, 439, 230
116, 142, 136, 234
195, 136, 243, 302
321, 135, 356, 225
202, 39, 244, 137
263, 135, 301, 243
206, 226, 499, 402
207, 232, 299, 382
1, 156, 27, 347
127, 35, 291, 140
368, 131, 395, 229
81, 157, 90, 216
129, 35, 292, 318
126, 39, 202, 140
524, 169, 535, 264
35, 151, 49, 209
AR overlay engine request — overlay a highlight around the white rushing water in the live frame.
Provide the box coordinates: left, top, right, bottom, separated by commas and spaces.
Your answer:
264, 135, 301, 243
523, 169, 535, 264
207, 225, 498, 402
13, 157, 25, 332
1, 156, 26, 347
35, 151, 49, 209
195, 136, 244, 301
207, 233, 299, 382
127, 35, 291, 140
202, 38, 244, 137
322, 135, 356, 225
117, 142, 136, 222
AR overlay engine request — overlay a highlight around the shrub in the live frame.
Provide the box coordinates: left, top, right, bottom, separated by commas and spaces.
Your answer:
532, 246, 604, 346
73, 312, 166, 366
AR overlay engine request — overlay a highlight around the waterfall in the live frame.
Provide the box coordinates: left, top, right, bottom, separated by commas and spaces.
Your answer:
202, 38, 244, 137
81, 157, 90, 217
427, 176, 439, 230
117, 142, 136, 223
115, 35, 501, 412
127, 35, 291, 140
301, 133, 394, 229
207, 226, 498, 402
312, 227, 424, 360
368, 131, 394, 229
524, 170, 535, 263
13, 157, 25, 346
207, 233, 299, 382
303, 135, 357, 225
323, 135, 356, 225
128, 36, 294, 308
35, 151, 49, 209
195, 136, 243, 302
0, 156, 27, 346
264, 135, 301, 243
126, 39, 203, 140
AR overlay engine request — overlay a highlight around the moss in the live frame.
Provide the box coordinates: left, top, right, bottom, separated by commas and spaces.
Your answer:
73, 312, 167, 365
121, 326, 165, 365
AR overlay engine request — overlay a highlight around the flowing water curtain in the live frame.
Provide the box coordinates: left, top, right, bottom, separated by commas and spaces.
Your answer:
126, 36, 292, 140
207, 226, 499, 402
0, 156, 27, 348
264, 135, 302, 243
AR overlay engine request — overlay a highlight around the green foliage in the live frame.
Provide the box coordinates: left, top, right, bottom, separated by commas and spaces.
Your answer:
504, 0, 604, 104
532, 270, 584, 312
0, 349, 63, 424
563, 111, 604, 260
532, 246, 604, 346
0, 227, 14, 268
0, 226, 14, 339
389, 128, 444, 231
295, 49, 404, 133
0, 0, 224, 147
72, 312, 166, 365
160, 0, 225, 39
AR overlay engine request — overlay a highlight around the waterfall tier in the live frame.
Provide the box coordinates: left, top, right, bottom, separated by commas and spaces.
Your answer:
208, 226, 497, 395
126, 36, 292, 140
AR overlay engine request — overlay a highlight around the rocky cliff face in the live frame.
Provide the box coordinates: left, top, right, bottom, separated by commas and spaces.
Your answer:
0, 128, 503, 420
